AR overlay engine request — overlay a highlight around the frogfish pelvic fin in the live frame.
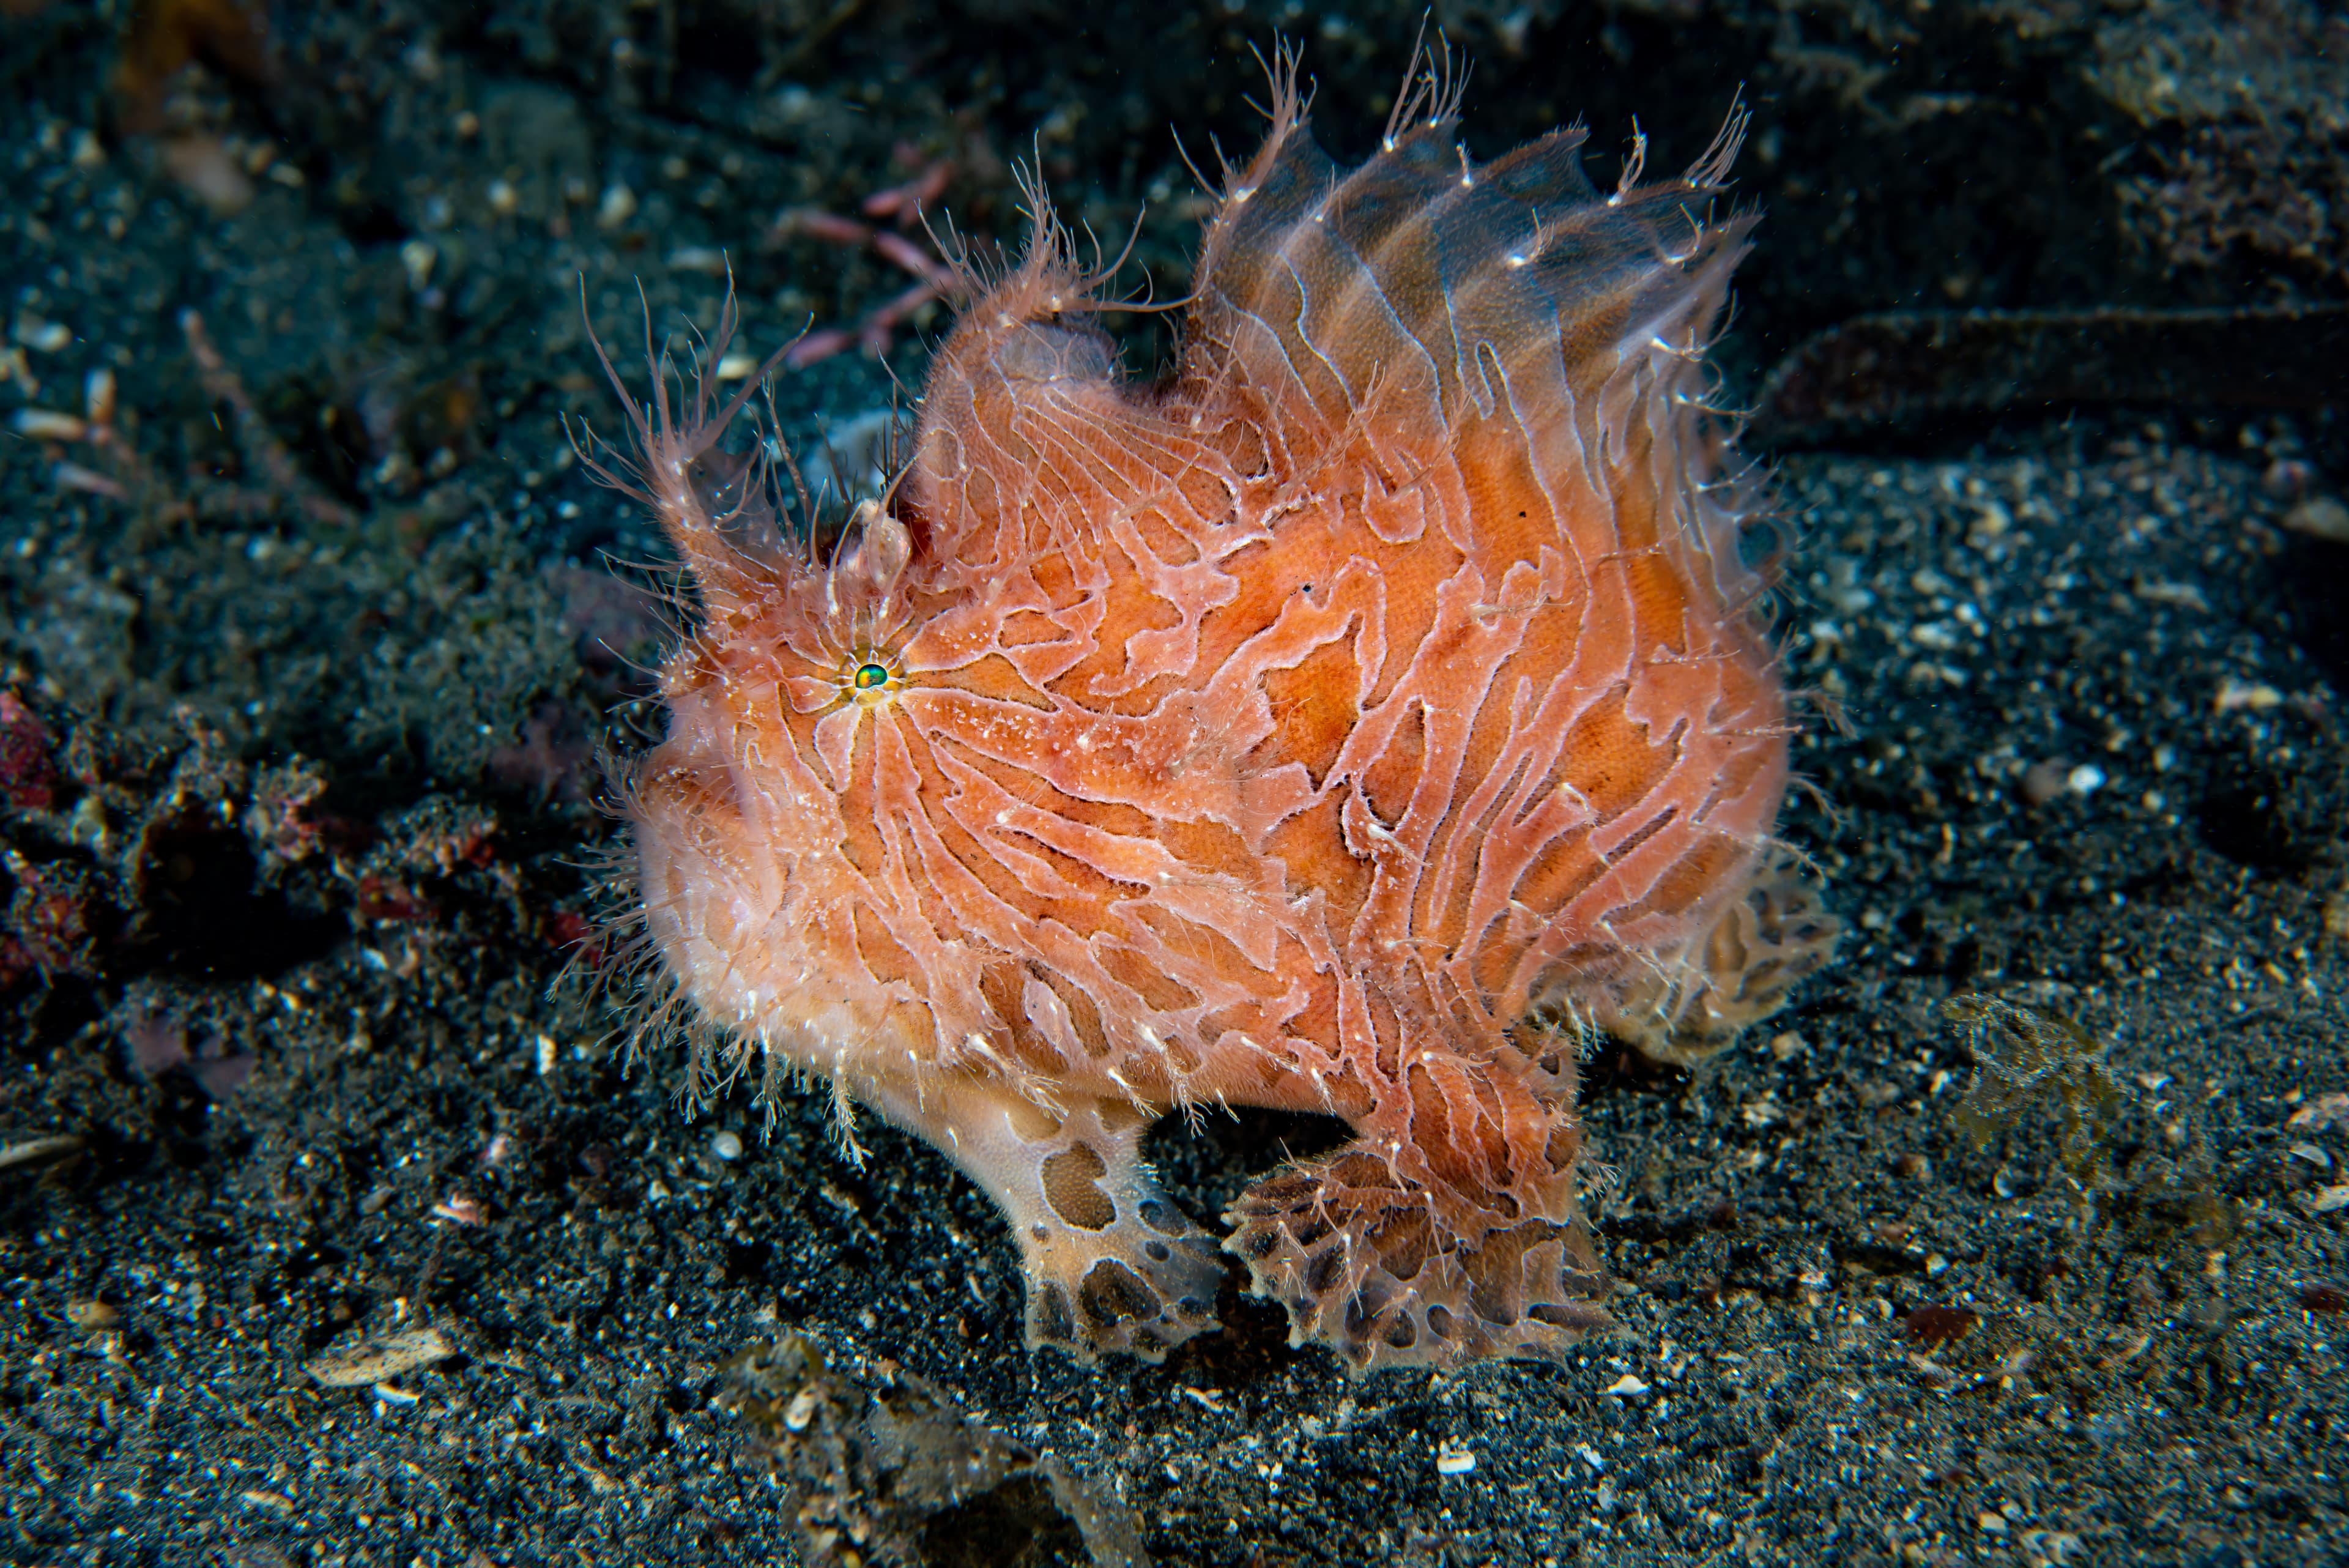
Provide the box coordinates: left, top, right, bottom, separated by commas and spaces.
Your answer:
595, 45, 1839, 1372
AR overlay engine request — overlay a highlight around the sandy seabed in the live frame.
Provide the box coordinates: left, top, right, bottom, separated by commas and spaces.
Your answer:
2, 3, 2345, 1564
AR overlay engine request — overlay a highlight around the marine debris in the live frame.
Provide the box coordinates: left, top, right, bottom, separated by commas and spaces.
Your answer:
1752, 303, 2349, 445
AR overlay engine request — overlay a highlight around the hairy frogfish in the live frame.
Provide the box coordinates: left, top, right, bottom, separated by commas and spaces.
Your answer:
591, 51, 1839, 1372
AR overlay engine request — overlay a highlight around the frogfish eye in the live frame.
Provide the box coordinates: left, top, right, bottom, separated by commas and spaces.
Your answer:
853, 661, 891, 691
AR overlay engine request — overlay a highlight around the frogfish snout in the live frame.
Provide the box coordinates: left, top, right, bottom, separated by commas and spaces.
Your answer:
595, 44, 1839, 1372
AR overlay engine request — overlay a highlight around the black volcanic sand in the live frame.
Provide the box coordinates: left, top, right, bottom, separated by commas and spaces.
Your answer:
2, 4, 2345, 1565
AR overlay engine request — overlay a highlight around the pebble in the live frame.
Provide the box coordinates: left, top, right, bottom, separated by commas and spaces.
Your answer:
2282, 496, 2349, 543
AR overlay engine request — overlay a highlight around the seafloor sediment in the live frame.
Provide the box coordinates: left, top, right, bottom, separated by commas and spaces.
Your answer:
2, 4, 2344, 1565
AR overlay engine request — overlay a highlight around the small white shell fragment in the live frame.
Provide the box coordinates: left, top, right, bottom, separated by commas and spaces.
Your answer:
2065, 764, 2105, 796
1600, 1373, 1650, 1398
0, 1133, 83, 1170
535, 1032, 557, 1076
2214, 678, 2284, 713
1434, 1447, 1476, 1476
2288, 1093, 2349, 1132
2132, 580, 2208, 611
2284, 496, 2349, 544
399, 239, 437, 291
783, 1387, 820, 1431
669, 246, 730, 277
13, 408, 86, 441
2303, 1184, 2349, 1214
306, 1327, 455, 1388
14, 316, 72, 352
710, 1129, 744, 1161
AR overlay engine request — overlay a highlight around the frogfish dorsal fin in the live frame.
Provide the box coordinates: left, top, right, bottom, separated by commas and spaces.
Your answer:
1184, 69, 1754, 568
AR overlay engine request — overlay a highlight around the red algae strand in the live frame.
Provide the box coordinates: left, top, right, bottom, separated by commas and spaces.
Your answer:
595, 46, 1838, 1372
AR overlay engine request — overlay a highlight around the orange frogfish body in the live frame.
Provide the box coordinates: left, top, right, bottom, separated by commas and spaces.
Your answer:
604, 53, 1838, 1371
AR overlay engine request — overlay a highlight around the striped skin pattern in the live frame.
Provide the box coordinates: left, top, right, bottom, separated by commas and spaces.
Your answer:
607, 51, 1837, 1372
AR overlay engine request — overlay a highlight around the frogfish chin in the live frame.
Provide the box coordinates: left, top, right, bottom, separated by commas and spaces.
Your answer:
592, 46, 1839, 1372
